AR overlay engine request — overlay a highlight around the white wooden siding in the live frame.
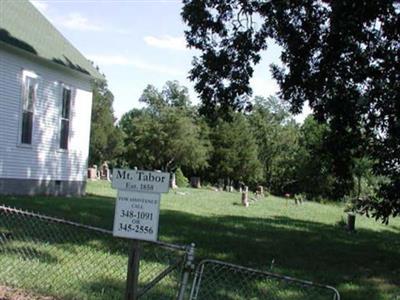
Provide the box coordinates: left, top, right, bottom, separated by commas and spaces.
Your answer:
0, 48, 93, 181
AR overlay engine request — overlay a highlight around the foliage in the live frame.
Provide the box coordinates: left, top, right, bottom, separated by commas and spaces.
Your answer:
89, 79, 124, 167
267, 121, 300, 195
182, 0, 400, 222
352, 157, 376, 199
89, 81, 123, 166
208, 113, 262, 186
175, 167, 189, 188
248, 96, 300, 194
3, 181, 400, 300
295, 116, 336, 199
139, 80, 193, 114
119, 82, 210, 172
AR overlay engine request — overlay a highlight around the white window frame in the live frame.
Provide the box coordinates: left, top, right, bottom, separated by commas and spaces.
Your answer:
59, 83, 73, 151
18, 70, 39, 147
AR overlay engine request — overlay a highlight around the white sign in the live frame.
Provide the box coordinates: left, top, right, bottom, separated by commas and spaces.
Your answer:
113, 190, 161, 241
112, 169, 170, 193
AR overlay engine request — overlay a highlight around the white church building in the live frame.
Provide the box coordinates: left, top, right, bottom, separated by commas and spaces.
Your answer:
0, 0, 103, 195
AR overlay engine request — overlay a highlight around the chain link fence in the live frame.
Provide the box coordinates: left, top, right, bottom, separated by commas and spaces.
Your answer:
0, 205, 191, 300
189, 260, 340, 300
0, 205, 341, 300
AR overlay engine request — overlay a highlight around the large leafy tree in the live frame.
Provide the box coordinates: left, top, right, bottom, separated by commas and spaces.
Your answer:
139, 80, 194, 114
89, 80, 123, 167
209, 113, 262, 186
119, 82, 209, 172
296, 116, 336, 199
182, 0, 400, 222
267, 120, 300, 195
249, 96, 299, 194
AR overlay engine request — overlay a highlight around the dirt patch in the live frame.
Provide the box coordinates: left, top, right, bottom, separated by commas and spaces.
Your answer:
0, 286, 57, 300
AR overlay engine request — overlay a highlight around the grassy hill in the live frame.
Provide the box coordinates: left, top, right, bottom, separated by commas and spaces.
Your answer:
1, 181, 399, 299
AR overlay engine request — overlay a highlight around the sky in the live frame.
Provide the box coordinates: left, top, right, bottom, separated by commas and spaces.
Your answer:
30, 0, 309, 122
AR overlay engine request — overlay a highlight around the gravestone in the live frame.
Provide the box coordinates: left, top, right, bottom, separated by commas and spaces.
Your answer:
170, 173, 177, 189
190, 177, 201, 188
87, 165, 98, 180
100, 162, 110, 181
256, 186, 264, 198
347, 213, 356, 232
241, 186, 249, 207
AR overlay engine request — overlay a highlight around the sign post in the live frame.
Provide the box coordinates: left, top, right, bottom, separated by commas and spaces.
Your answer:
125, 240, 140, 300
111, 169, 170, 300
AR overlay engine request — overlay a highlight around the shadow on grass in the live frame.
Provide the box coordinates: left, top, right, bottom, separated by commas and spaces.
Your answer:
158, 210, 400, 300
0, 195, 186, 300
0, 208, 183, 266
83, 277, 124, 300
389, 224, 400, 233
0, 194, 116, 229
1, 195, 399, 299
0, 246, 59, 264
83, 275, 180, 300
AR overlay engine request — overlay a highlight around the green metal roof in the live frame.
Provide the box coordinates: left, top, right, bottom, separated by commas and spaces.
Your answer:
0, 0, 104, 80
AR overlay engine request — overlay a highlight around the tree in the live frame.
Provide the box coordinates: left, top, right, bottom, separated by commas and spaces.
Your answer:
182, 0, 400, 222
352, 157, 376, 200
89, 79, 123, 167
249, 96, 300, 194
119, 82, 209, 172
208, 113, 262, 186
268, 120, 300, 195
295, 116, 336, 199
139, 80, 193, 115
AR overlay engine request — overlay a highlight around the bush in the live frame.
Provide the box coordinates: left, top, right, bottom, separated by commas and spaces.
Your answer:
175, 168, 189, 188
263, 187, 270, 197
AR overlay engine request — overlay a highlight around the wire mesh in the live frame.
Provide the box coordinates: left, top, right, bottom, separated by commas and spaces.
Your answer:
0, 205, 188, 300
190, 260, 340, 300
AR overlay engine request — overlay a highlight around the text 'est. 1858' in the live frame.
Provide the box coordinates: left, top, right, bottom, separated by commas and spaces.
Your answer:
111, 168, 170, 193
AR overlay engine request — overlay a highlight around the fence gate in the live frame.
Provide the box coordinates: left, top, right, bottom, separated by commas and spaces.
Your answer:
0, 205, 341, 300
189, 259, 340, 300
0, 205, 192, 300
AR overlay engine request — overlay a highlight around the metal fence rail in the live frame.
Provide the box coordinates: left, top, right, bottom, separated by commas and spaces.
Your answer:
189, 259, 340, 300
0, 205, 191, 300
0, 205, 341, 300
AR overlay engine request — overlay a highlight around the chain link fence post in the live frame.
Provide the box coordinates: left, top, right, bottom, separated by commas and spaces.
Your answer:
0, 205, 341, 300
176, 243, 195, 300
0, 205, 190, 300
188, 260, 341, 300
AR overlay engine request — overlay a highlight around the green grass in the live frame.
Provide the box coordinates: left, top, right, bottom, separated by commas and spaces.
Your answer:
1, 180, 400, 299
